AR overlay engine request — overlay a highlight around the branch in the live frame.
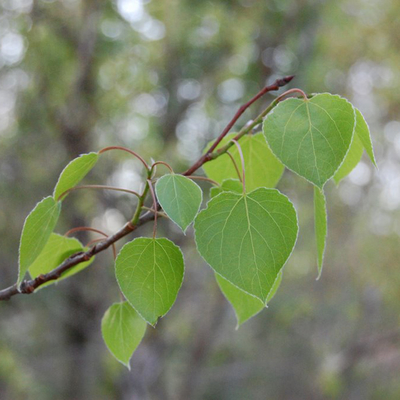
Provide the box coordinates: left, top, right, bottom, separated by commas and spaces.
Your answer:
182, 75, 294, 176
0, 76, 293, 301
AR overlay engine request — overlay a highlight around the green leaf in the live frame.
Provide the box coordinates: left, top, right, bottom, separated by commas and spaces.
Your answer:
28, 233, 94, 289
101, 302, 147, 369
216, 271, 282, 328
155, 174, 202, 232
333, 108, 377, 184
263, 94, 356, 188
115, 238, 184, 326
333, 133, 364, 184
203, 132, 284, 191
210, 179, 242, 198
194, 188, 298, 303
314, 187, 327, 279
18, 197, 61, 284
53, 152, 99, 201
354, 108, 377, 167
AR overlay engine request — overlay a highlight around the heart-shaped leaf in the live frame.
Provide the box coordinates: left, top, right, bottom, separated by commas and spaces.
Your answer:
101, 302, 147, 369
194, 188, 298, 303
203, 132, 284, 191
18, 196, 61, 284
155, 174, 202, 232
263, 94, 355, 188
53, 152, 99, 201
115, 238, 184, 326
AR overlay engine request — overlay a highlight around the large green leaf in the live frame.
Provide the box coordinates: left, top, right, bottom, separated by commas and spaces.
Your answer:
210, 179, 242, 198
53, 152, 99, 200
314, 187, 327, 279
18, 197, 61, 284
216, 270, 282, 328
101, 302, 147, 369
263, 94, 356, 188
194, 188, 298, 303
203, 132, 284, 191
155, 174, 202, 233
355, 108, 377, 167
28, 233, 94, 288
115, 238, 184, 326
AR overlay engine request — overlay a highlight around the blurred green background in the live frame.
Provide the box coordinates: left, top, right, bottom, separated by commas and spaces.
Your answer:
1, 0, 399, 399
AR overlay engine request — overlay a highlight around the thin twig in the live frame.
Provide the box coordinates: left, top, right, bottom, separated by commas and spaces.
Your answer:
65, 226, 117, 261
86, 238, 117, 259
182, 75, 294, 176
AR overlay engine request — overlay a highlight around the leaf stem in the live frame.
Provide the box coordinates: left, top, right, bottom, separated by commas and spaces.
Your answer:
147, 179, 158, 239
232, 140, 245, 193
151, 161, 174, 174
226, 151, 242, 183
58, 185, 141, 201
99, 146, 150, 170
275, 88, 308, 102
186, 175, 220, 187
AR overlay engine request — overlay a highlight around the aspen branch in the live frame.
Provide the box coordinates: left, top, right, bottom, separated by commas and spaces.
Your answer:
0, 75, 293, 301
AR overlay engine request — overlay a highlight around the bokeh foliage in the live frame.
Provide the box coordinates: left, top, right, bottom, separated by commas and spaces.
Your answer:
1, 0, 400, 399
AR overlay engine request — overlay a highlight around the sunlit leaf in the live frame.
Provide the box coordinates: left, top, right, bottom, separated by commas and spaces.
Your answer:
194, 188, 298, 303
216, 270, 282, 328
28, 233, 94, 289
203, 132, 284, 191
155, 174, 202, 232
115, 238, 184, 326
53, 152, 99, 201
18, 197, 61, 284
101, 302, 147, 369
314, 187, 327, 279
263, 94, 355, 188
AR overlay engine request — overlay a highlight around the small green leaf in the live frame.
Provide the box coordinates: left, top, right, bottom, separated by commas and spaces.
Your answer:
155, 174, 202, 232
194, 188, 298, 303
263, 94, 355, 188
354, 108, 377, 167
101, 302, 147, 369
314, 187, 327, 279
53, 152, 99, 201
203, 132, 284, 191
18, 197, 61, 284
333, 134, 364, 184
115, 238, 184, 326
210, 179, 242, 198
28, 233, 94, 289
